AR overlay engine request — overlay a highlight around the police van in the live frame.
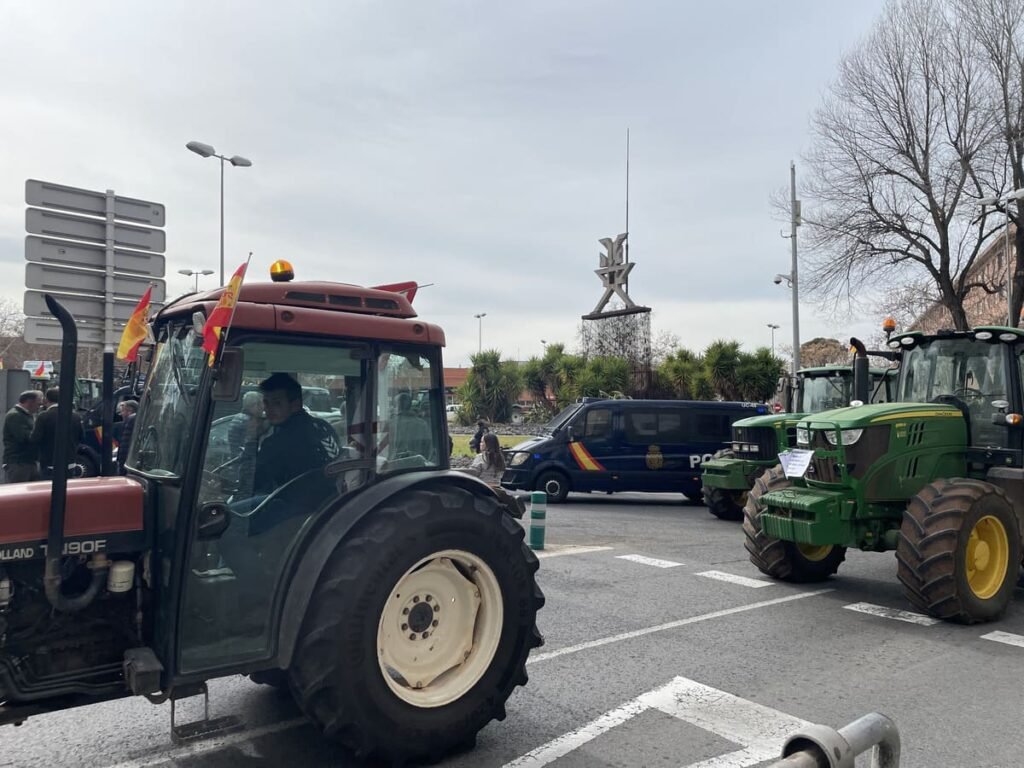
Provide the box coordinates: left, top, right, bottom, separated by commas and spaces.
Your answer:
501, 398, 768, 502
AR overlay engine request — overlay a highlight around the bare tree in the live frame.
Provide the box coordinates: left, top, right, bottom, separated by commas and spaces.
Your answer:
958, 0, 1024, 324
804, 0, 1003, 329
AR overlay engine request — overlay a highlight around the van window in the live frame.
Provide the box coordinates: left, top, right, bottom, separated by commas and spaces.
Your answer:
584, 408, 612, 439
694, 411, 735, 440
625, 410, 658, 441
657, 411, 685, 442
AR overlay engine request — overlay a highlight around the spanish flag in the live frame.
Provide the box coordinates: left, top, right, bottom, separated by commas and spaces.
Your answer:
116, 285, 153, 362
202, 261, 248, 365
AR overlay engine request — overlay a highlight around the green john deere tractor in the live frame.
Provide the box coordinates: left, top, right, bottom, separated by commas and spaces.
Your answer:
701, 361, 896, 521
744, 326, 1024, 623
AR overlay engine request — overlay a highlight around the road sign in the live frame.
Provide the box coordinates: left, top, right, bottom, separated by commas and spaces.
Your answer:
26, 236, 165, 277
26, 208, 166, 253
24, 291, 163, 324
25, 263, 166, 303
25, 179, 165, 227
24, 317, 125, 347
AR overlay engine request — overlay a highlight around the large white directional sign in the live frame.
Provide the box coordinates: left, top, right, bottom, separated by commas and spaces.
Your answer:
23, 179, 166, 349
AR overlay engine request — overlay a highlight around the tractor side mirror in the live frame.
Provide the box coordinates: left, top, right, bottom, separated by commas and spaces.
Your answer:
212, 347, 244, 402
197, 502, 230, 540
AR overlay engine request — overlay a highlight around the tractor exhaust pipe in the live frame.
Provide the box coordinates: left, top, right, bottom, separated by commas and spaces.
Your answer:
850, 337, 870, 405
42, 295, 107, 612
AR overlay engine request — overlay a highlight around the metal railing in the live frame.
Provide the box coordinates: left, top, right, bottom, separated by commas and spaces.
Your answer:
768, 712, 901, 768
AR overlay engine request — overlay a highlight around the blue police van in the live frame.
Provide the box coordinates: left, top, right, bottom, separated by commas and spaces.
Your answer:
500, 398, 768, 503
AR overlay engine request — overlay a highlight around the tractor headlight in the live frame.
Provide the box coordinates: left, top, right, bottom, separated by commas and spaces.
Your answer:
796, 427, 810, 446
824, 428, 864, 446
509, 451, 531, 467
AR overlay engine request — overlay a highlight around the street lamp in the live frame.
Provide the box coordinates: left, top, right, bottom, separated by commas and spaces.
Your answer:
978, 188, 1024, 325
178, 268, 215, 292
767, 323, 780, 356
474, 312, 487, 354
186, 140, 253, 285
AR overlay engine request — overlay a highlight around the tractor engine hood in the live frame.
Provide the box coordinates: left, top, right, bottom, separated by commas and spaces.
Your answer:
733, 413, 804, 429
796, 402, 963, 431
0, 477, 145, 562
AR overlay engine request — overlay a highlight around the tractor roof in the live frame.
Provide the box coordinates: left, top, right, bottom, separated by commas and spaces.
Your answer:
888, 326, 1024, 349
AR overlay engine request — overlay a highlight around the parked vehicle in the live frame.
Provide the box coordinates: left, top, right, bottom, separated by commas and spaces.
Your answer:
745, 325, 1024, 623
501, 398, 768, 502
701, 358, 897, 521
0, 266, 543, 764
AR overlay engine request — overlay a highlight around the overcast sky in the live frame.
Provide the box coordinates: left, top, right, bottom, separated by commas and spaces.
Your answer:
0, 0, 887, 367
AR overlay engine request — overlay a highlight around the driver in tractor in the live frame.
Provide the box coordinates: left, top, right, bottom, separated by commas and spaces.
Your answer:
229, 372, 342, 534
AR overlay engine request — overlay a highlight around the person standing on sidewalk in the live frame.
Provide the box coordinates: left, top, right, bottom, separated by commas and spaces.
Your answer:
32, 387, 84, 480
3, 390, 43, 482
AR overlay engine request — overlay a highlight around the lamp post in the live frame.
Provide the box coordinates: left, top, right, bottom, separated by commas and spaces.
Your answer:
185, 141, 253, 285
978, 188, 1024, 325
474, 312, 487, 354
178, 268, 215, 292
767, 323, 780, 356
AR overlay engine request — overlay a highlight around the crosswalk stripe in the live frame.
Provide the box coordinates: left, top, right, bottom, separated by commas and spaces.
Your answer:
981, 630, 1024, 648
616, 554, 684, 569
535, 545, 614, 559
843, 602, 940, 626
697, 570, 774, 588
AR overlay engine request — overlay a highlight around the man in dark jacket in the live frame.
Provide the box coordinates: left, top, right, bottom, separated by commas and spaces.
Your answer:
32, 387, 84, 479
4, 390, 43, 482
469, 419, 489, 454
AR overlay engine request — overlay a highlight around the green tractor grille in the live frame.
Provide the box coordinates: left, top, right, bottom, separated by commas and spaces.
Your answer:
732, 425, 776, 459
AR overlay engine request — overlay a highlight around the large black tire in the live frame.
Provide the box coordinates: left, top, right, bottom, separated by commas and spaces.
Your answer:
702, 449, 760, 521
897, 479, 1021, 624
742, 466, 847, 582
535, 469, 570, 504
288, 485, 544, 765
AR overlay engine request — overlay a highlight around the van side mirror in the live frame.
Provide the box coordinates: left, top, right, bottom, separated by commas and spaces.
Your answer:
212, 347, 243, 401
567, 425, 575, 442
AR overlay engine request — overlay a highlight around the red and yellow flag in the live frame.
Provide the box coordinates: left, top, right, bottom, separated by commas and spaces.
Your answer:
32, 361, 46, 378
116, 285, 153, 362
202, 262, 248, 365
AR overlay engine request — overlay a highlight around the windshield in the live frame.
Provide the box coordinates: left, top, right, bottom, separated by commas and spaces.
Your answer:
899, 340, 1007, 402
799, 375, 851, 413
127, 327, 207, 477
544, 403, 581, 433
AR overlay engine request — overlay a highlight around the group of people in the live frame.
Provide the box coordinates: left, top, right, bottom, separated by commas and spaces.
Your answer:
0, 388, 138, 483
466, 418, 505, 485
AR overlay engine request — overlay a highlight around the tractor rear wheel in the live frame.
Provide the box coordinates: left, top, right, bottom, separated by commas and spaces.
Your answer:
743, 466, 846, 582
897, 478, 1020, 623
288, 485, 544, 764
703, 449, 760, 521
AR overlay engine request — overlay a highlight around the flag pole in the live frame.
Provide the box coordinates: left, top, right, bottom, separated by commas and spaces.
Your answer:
212, 252, 252, 367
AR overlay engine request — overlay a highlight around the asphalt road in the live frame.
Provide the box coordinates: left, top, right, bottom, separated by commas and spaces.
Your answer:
4, 491, 1024, 768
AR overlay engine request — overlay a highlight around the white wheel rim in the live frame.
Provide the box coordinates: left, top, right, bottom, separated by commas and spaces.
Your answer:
544, 478, 561, 497
377, 549, 504, 708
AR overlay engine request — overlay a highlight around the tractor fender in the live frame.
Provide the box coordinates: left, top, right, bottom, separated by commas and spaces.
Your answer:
984, 467, 1024, 548
275, 469, 520, 668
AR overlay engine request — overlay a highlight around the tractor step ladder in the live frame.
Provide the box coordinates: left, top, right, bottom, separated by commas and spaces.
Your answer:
169, 682, 242, 744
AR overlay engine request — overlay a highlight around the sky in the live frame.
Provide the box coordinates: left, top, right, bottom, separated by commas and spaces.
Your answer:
0, 0, 889, 368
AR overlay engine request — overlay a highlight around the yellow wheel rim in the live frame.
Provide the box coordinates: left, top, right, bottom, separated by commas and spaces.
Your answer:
966, 515, 1010, 600
797, 543, 833, 562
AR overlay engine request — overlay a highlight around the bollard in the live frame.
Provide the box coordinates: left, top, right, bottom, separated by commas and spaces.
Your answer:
529, 491, 546, 550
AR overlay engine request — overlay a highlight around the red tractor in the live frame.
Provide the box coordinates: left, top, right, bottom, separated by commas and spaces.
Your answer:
0, 266, 543, 764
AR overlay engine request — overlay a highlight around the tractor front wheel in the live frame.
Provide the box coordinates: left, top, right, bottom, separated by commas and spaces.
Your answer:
897, 479, 1020, 623
703, 449, 760, 521
743, 466, 846, 582
288, 485, 544, 764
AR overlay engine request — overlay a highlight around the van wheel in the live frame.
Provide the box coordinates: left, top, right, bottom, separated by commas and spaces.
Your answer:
76, 450, 100, 478
535, 470, 570, 503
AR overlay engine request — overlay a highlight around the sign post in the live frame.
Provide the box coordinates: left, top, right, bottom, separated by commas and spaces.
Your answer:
24, 179, 166, 475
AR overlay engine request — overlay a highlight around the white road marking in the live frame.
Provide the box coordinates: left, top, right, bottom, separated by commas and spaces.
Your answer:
103, 717, 307, 768
502, 675, 810, 768
535, 544, 614, 559
843, 602, 940, 626
616, 553, 684, 568
528, 589, 833, 665
981, 630, 1024, 648
697, 570, 774, 588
